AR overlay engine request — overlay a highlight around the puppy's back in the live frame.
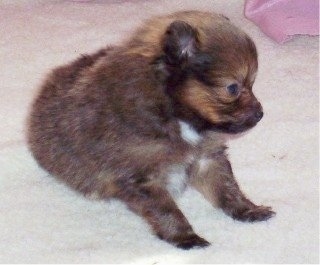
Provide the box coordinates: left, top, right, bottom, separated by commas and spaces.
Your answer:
27, 43, 183, 196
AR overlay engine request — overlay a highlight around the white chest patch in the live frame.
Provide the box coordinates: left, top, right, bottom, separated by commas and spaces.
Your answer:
166, 164, 188, 198
198, 157, 211, 173
178, 120, 202, 145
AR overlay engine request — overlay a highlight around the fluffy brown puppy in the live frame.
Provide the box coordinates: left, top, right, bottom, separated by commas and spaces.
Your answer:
27, 11, 275, 249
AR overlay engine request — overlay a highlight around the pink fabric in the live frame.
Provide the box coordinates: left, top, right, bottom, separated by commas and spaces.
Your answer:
244, 0, 319, 43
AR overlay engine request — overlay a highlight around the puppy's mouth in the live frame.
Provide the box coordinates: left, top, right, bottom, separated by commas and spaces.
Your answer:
212, 121, 256, 134
212, 112, 263, 134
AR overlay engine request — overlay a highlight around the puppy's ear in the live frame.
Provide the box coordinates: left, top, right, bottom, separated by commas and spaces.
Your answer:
162, 20, 199, 66
153, 21, 212, 85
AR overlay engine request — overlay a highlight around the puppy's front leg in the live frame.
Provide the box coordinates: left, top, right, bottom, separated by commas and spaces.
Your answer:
189, 148, 275, 222
115, 177, 210, 249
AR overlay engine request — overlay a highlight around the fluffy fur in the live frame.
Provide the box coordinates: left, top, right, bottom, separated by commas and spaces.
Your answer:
27, 10, 274, 249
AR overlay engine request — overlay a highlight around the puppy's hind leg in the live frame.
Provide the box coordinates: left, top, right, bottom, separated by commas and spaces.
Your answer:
114, 175, 210, 249
188, 148, 275, 222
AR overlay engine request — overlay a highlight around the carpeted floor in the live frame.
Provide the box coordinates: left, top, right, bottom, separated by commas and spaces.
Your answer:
0, 0, 319, 263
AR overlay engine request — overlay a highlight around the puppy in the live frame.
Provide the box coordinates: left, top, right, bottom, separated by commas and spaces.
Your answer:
27, 11, 275, 249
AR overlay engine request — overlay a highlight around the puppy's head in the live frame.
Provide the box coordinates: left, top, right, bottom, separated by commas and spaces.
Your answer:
129, 11, 263, 134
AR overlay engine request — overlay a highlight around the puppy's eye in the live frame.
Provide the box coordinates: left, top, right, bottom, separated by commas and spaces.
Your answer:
226, 83, 239, 96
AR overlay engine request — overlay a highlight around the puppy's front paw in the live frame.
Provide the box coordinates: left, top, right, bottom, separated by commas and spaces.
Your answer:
174, 233, 211, 250
232, 205, 276, 222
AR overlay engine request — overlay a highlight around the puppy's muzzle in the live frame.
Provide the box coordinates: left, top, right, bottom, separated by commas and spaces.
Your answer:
222, 101, 264, 134
252, 102, 263, 123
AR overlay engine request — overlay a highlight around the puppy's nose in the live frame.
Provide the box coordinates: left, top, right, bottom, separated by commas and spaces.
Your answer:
254, 110, 264, 122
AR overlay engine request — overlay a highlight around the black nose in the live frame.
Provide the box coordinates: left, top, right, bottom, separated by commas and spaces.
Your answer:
255, 110, 264, 121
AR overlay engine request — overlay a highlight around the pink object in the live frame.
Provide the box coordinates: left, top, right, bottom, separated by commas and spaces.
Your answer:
244, 0, 319, 43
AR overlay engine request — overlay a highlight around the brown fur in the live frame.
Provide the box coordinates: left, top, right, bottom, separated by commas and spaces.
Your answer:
27, 10, 274, 249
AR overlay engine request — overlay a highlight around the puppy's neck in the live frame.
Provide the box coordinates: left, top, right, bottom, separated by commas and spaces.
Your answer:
171, 99, 213, 132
